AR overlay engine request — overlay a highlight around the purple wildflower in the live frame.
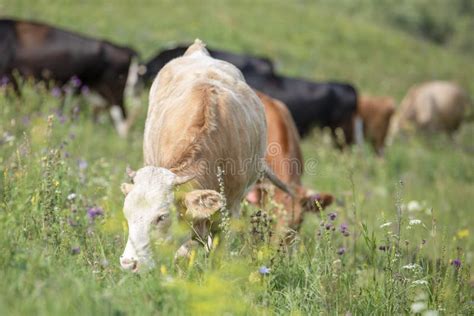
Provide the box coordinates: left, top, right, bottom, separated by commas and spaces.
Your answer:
0, 76, 9, 86
87, 206, 104, 220
70, 75, 82, 88
22, 116, 30, 126
81, 85, 90, 95
337, 247, 346, 255
340, 223, 350, 236
71, 246, 81, 255
77, 159, 88, 170
51, 87, 62, 98
451, 259, 461, 268
325, 223, 332, 230
259, 266, 270, 275
328, 212, 337, 221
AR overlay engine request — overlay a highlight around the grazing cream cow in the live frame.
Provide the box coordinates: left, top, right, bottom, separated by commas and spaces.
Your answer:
247, 91, 333, 234
356, 95, 396, 155
119, 40, 290, 272
393, 81, 470, 136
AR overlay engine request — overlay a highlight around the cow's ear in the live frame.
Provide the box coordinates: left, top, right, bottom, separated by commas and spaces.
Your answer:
184, 190, 223, 220
301, 191, 334, 212
121, 183, 134, 196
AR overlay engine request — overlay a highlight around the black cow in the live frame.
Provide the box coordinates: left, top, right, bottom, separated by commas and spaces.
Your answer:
246, 73, 358, 144
144, 44, 357, 145
0, 18, 141, 136
142, 44, 274, 84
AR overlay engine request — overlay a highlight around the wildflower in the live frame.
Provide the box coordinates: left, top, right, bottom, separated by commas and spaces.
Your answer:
340, 223, 348, 232
78, 159, 88, 170
328, 212, 337, 221
81, 85, 90, 95
0, 76, 9, 86
402, 263, 420, 270
412, 280, 428, 286
51, 87, 62, 98
380, 222, 392, 228
22, 116, 30, 126
339, 223, 350, 236
71, 246, 81, 255
70, 75, 82, 88
457, 229, 469, 239
451, 258, 461, 268
337, 247, 346, 255
87, 206, 104, 220
67, 193, 77, 201
101, 259, 109, 268
407, 200, 422, 212
411, 301, 427, 313
259, 266, 270, 275
325, 223, 332, 230
409, 219, 422, 225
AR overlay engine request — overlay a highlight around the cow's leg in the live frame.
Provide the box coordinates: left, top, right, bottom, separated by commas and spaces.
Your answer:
109, 105, 129, 137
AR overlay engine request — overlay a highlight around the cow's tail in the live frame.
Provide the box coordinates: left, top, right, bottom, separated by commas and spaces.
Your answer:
123, 55, 144, 134
263, 165, 294, 197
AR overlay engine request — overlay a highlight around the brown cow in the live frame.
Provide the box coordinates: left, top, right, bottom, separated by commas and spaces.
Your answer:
247, 91, 333, 234
356, 95, 396, 155
393, 81, 471, 136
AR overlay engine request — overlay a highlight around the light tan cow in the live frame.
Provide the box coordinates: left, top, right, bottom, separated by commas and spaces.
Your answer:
247, 91, 333, 234
356, 95, 396, 155
393, 81, 470, 136
119, 40, 289, 272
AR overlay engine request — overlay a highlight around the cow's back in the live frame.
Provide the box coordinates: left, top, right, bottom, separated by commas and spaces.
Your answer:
398, 81, 469, 133
0, 20, 16, 73
145, 43, 266, 211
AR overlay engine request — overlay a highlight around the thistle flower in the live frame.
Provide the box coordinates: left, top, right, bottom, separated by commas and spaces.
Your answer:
451, 258, 461, 268
51, 87, 62, 98
87, 206, 104, 220
340, 223, 350, 236
70, 75, 82, 88
81, 85, 90, 95
337, 247, 346, 255
328, 212, 337, 221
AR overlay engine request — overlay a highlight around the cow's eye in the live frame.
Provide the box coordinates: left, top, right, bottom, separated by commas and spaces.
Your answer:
155, 214, 169, 224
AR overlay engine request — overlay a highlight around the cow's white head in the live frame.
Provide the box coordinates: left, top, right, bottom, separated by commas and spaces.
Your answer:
119, 166, 223, 272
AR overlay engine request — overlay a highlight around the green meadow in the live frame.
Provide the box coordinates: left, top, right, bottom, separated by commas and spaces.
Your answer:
0, 0, 473, 314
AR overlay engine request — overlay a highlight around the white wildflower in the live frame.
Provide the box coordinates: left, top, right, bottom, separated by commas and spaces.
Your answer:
412, 279, 428, 286
402, 263, 420, 270
67, 193, 77, 201
407, 200, 422, 212
409, 219, 422, 225
411, 301, 427, 313
380, 222, 392, 228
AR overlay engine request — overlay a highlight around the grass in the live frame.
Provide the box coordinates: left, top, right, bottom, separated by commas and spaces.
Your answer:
0, 1, 473, 315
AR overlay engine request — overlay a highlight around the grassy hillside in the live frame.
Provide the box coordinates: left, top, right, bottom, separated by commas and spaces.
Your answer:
0, 1, 473, 315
